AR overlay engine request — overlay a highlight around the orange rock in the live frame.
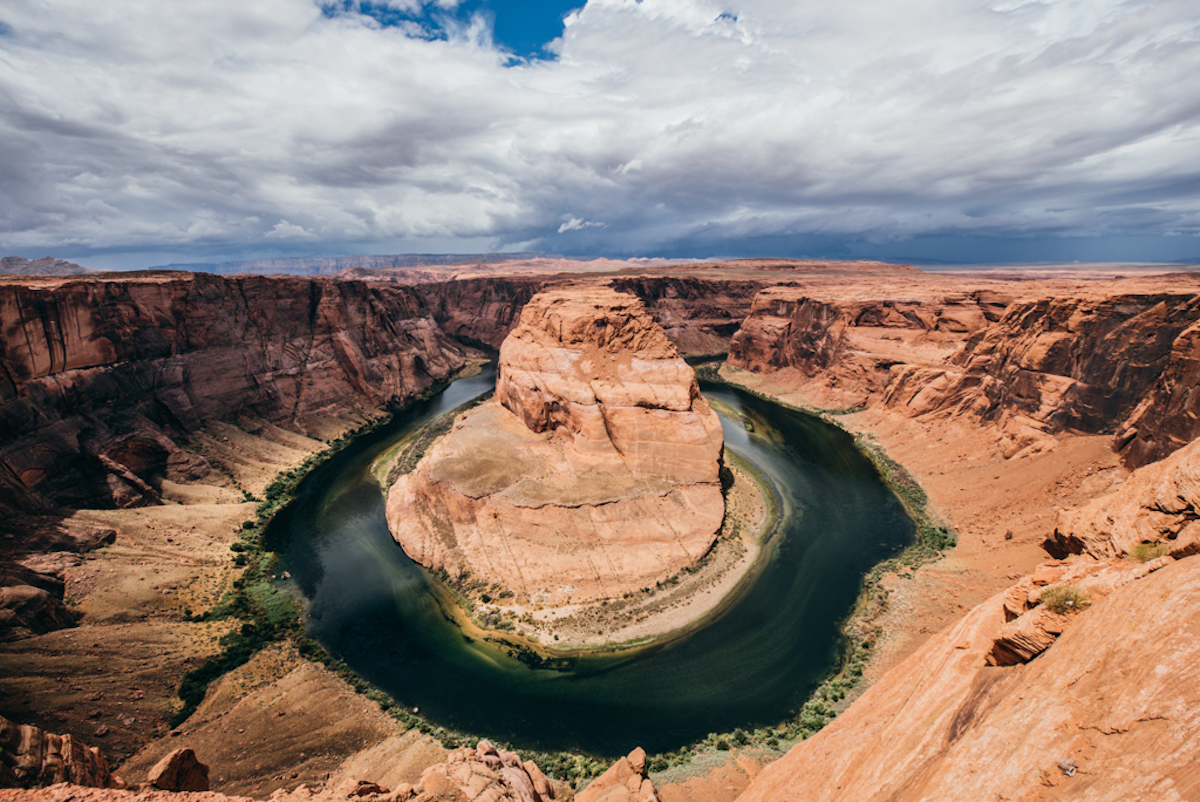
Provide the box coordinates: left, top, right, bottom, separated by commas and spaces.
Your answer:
734, 554, 1200, 802
1046, 435, 1200, 559
0, 714, 117, 788
387, 289, 724, 605
414, 740, 561, 802
576, 748, 658, 802
147, 747, 209, 792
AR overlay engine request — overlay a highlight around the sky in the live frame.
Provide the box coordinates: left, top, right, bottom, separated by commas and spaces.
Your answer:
1, 0, 1199, 269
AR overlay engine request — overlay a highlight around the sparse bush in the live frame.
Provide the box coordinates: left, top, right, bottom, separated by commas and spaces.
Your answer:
1039, 584, 1092, 614
1130, 541, 1169, 562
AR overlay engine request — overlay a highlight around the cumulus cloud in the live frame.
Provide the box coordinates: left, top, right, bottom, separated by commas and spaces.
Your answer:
558, 216, 605, 233
0, 0, 1197, 264
265, 219, 320, 240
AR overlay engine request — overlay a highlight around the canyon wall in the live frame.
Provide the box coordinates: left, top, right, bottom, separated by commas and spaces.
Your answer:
727, 288, 1009, 409
415, 274, 766, 356
607, 276, 766, 356
0, 272, 469, 509
729, 287, 1200, 463
415, 276, 548, 348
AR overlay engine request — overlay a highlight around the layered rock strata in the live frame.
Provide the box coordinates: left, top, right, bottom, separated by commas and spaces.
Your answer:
886, 293, 1200, 459
0, 273, 468, 509
386, 288, 725, 605
0, 714, 117, 788
607, 276, 766, 356
727, 289, 1009, 410
729, 287, 1200, 464
1044, 435, 1200, 559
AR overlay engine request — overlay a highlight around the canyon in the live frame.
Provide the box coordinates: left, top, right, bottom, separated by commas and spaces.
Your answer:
2, 258, 1200, 801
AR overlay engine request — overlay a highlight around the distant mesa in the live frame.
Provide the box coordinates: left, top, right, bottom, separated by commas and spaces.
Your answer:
385, 287, 726, 607
0, 256, 89, 276
148, 252, 552, 276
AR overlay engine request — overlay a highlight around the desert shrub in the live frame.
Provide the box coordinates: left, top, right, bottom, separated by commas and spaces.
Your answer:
1130, 541, 1169, 562
1039, 584, 1091, 614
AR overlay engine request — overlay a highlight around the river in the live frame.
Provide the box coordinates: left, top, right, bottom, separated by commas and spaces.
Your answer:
265, 365, 913, 756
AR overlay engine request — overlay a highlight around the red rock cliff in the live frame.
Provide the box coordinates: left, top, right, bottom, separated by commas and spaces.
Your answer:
0, 272, 468, 508
727, 288, 1008, 408
728, 287, 1200, 464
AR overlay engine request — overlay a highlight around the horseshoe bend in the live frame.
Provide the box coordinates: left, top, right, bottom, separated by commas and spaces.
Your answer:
384, 287, 756, 646
2, 259, 1200, 802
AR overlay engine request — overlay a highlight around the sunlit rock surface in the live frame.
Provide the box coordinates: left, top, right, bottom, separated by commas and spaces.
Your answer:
386, 288, 725, 605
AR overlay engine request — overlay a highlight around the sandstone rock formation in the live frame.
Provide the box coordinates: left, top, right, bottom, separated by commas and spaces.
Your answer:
729, 287, 1200, 464
0, 714, 117, 788
727, 289, 1007, 410
575, 748, 658, 802
416, 277, 547, 348
607, 276, 765, 356
903, 293, 1200, 447
0, 273, 468, 508
0, 517, 115, 641
733, 441, 1200, 801
1045, 435, 1200, 559
416, 274, 765, 357
387, 288, 724, 605
147, 748, 209, 792
735, 553, 1200, 802
1114, 311, 1200, 467
415, 740, 562, 802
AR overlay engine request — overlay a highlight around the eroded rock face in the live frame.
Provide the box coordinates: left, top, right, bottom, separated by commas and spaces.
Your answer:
416, 740, 562, 802
575, 747, 658, 802
735, 553, 1200, 802
387, 288, 724, 605
728, 289, 1007, 410
729, 288, 1200, 464
495, 288, 723, 483
1115, 314, 1200, 467
1045, 436, 1200, 559
0, 273, 468, 509
0, 714, 116, 788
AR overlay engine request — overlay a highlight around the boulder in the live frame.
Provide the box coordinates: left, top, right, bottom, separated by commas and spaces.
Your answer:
575, 748, 658, 802
147, 747, 209, 792
414, 740, 560, 802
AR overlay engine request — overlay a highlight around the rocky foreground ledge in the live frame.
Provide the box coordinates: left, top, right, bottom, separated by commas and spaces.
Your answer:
386, 288, 728, 614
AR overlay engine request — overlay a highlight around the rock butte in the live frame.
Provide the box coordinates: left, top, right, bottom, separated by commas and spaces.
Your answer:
385, 288, 725, 606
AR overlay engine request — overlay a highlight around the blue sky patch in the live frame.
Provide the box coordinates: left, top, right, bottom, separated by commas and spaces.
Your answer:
323, 1, 584, 59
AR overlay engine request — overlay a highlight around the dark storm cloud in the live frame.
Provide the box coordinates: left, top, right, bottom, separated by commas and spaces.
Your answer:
0, 0, 1197, 264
